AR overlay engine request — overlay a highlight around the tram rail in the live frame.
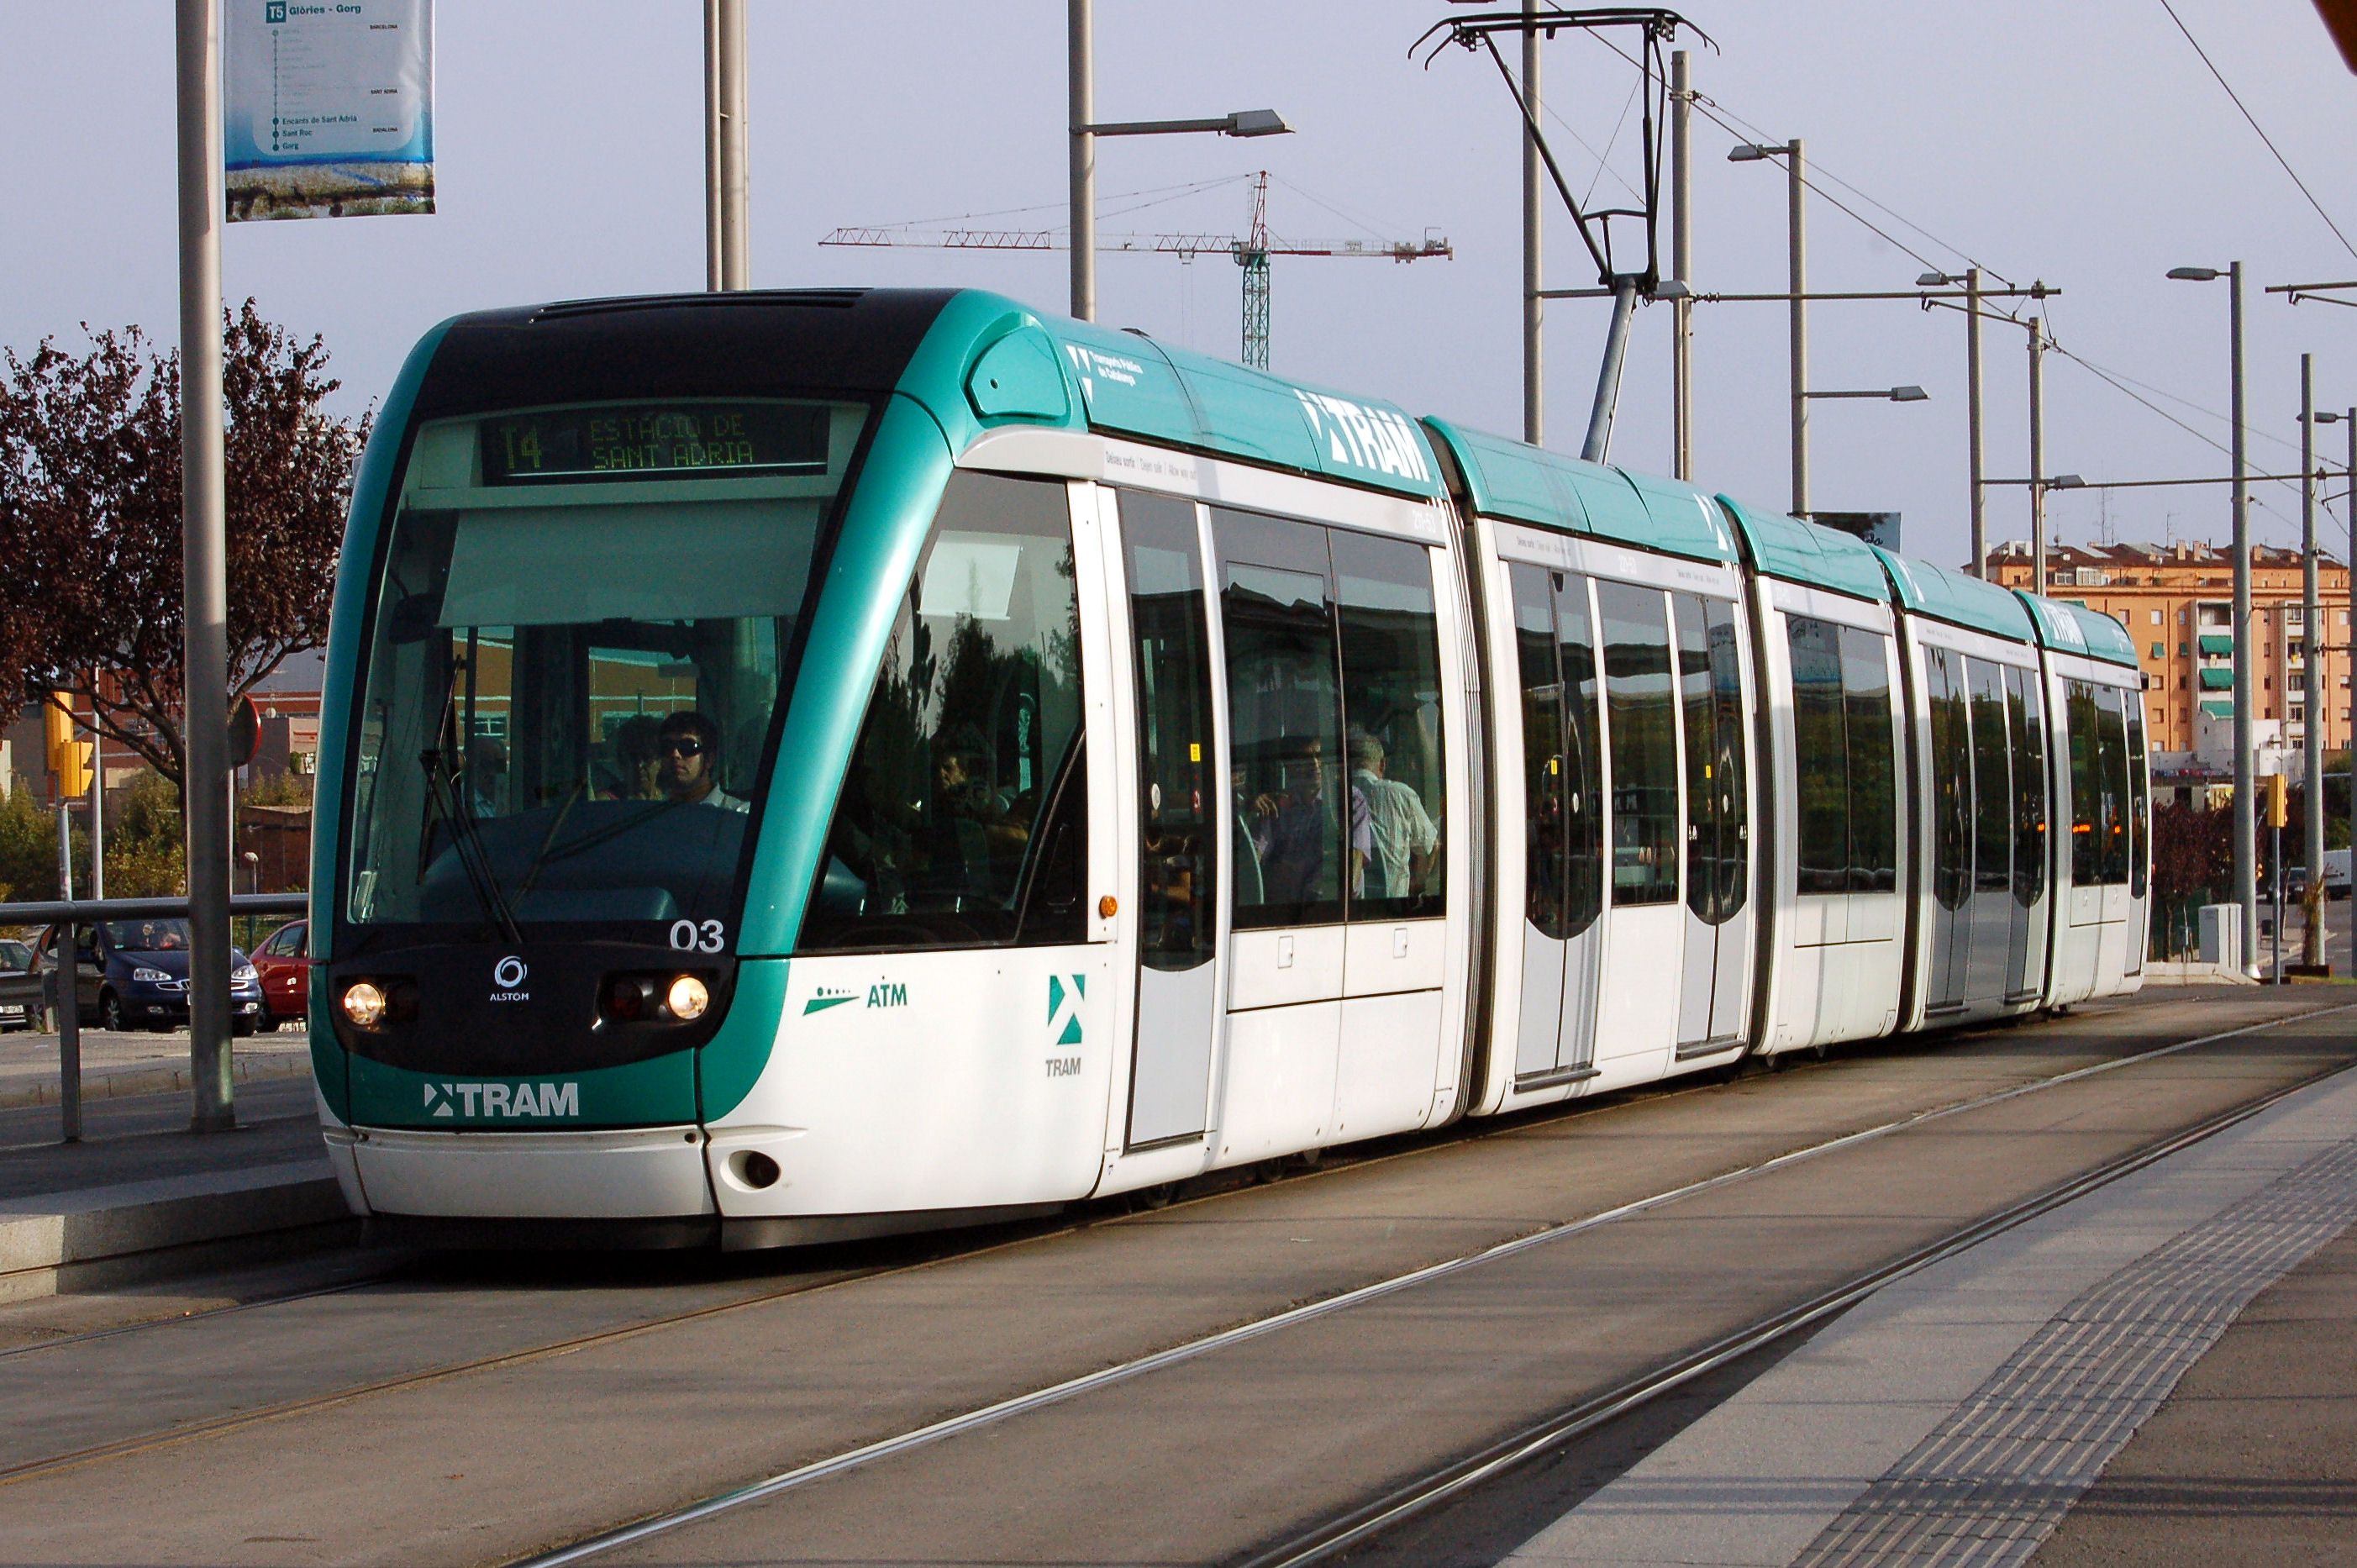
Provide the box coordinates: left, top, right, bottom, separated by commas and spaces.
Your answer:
493, 1000, 2357, 1568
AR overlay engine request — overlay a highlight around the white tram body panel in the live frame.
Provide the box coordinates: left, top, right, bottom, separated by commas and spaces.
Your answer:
1748, 577, 1907, 1056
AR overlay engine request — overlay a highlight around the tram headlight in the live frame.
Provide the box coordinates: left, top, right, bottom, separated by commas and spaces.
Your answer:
341, 981, 387, 1029
666, 974, 710, 1021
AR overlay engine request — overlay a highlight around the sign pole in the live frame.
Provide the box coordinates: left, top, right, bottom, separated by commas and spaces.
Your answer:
179, 0, 236, 1132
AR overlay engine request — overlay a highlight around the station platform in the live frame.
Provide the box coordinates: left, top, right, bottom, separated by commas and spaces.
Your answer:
1501, 1018, 2357, 1568
0, 1054, 343, 1304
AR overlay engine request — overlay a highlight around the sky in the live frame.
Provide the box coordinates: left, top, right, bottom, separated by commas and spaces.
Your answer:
7, 1, 2357, 574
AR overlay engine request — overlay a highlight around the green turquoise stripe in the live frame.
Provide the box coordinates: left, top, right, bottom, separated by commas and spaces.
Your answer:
347, 1046, 698, 1129
306, 318, 455, 1124
696, 958, 789, 1122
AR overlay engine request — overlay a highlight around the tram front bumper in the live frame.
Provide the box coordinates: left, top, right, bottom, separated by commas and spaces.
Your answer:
339, 1123, 717, 1220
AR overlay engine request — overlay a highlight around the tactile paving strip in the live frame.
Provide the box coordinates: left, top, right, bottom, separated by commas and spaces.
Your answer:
1789, 1140, 2357, 1568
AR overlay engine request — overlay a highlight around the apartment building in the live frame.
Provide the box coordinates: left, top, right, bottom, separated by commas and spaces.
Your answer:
1985, 539, 2353, 755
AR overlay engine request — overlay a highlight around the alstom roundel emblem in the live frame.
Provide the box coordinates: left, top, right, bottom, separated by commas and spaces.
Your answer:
493, 955, 529, 989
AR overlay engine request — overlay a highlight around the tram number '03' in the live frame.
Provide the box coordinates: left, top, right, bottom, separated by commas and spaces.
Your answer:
671, 919, 726, 955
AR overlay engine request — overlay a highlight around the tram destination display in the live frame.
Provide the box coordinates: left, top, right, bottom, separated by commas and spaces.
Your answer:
481, 403, 829, 484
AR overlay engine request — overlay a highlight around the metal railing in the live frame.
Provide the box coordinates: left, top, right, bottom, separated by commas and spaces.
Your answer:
0, 893, 308, 1143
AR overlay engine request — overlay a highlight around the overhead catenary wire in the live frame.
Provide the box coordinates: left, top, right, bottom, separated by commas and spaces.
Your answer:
2158, 0, 2357, 264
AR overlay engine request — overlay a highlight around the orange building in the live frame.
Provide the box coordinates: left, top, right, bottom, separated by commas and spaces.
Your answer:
1983, 539, 2352, 756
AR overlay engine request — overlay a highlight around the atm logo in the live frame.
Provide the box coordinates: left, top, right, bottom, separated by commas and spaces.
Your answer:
802, 981, 908, 1016
422, 1080, 580, 1119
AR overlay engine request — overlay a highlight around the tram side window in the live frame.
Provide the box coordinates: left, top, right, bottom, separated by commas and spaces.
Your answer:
1217, 509, 1347, 929
1597, 581, 1679, 907
1968, 661, 2013, 894
1334, 530, 1446, 919
1677, 594, 1749, 925
2127, 692, 2149, 898
2095, 684, 2132, 887
1928, 648, 1973, 914
1839, 627, 1897, 893
1786, 617, 1849, 895
799, 473, 1086, 951
1512, 565, 1569, 939
2066, 680, 2100, 888
1513, 566, 1604, 941
2005, 665, 2048, 908
1120, 490, 1217, 973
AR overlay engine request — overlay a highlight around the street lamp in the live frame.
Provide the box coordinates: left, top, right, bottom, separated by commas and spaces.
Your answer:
1730, 139, 1809, 513
1067, 2, 1292, 321
2320, 408, 2357, 912
2169, 260, 2256, 976
1802, 385, 1931, 403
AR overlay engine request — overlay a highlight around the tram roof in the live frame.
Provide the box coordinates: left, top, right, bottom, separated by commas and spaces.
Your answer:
1713, 495, 1892, 603
1870, 547, 2039, 645
921, 292, 1449, 502
1415, 419, 1738, 565
2014, 591, 2144, 670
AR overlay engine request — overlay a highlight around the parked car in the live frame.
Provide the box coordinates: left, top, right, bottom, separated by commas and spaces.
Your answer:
37, 918, 266, 1034
250, 918, 310, 1031
0, 938, 38, 1033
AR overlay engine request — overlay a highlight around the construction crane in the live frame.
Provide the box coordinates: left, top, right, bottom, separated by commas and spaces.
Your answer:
821, 173, 1450, 371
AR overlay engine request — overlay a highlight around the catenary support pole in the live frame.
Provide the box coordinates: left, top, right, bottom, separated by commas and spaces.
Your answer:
1966, 266, 1986, 576
1523, 2, 1543, 445
1787, 139, 1808, 517
1670, 48, 1691, 477
717, 0, 747, 290
2302, 355, 2325, 966
2028, 316, 2047, 599
178, 0, 234, 1132
703, 1, 721, 291
2231, 262, 2256, 977
2347, 409, 2355, 922
1069, 0, 1094, 321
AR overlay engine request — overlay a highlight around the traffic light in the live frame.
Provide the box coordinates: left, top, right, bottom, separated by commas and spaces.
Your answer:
2260, 772, 2289, 830
42, 693, 92, 800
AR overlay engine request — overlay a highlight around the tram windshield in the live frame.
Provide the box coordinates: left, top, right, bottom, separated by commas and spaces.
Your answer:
341, 398, 869, 934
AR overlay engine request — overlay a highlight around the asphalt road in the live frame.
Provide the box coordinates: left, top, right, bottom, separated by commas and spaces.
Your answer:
0, 989, 2344, 1568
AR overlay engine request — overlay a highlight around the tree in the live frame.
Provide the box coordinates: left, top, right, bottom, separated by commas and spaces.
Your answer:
0, 302, 368, 793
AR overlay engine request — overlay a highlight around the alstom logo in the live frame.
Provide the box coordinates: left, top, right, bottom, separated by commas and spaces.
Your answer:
422, 1080, 580, 1119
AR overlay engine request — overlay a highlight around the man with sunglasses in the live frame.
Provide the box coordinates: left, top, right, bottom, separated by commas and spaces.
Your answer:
655, 711, 749, 813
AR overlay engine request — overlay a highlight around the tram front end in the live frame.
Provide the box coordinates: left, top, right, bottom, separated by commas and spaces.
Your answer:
309, 288, 1064, 1244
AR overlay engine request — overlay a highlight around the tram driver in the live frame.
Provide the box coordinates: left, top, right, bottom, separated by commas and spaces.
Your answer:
655, 711, 750, 813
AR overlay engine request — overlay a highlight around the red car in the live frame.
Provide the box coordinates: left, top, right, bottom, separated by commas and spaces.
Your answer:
251, 919, 310, 1031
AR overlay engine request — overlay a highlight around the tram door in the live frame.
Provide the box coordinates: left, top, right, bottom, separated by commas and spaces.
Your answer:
1508, 566, 1604, 1081
1924, 646, 1973, 1012
1965, 660, 2014, 1002
1116, 491, 1221, 1148
1675, 594, 1752, 1049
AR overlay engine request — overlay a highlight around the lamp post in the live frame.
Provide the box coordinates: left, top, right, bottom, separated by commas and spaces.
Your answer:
2312, 407, 2357, 916
1730, 139, 1807, 514
1066, 0, 1291, 322
2168, 262, 2256, 976
1921, 269, 1987, 576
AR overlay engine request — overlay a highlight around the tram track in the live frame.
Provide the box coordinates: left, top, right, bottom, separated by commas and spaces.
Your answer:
0, 1037, 1744, 1486
493, 999, 2357, 1568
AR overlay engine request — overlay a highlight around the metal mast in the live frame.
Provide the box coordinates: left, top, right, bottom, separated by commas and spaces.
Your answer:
1239, 172, 1272, 370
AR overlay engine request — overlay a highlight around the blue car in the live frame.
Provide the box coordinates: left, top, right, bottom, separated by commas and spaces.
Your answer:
37, 918, 266, 1034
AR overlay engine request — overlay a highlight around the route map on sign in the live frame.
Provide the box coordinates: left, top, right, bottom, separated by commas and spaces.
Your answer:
224, 0, 434, 222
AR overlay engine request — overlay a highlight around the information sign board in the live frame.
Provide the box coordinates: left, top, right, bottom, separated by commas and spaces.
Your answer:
224, 0, 434, 222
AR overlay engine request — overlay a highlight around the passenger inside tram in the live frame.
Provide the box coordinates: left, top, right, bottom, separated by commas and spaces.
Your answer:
1349, 729, 1439, 900
1245, 736, 1372, 904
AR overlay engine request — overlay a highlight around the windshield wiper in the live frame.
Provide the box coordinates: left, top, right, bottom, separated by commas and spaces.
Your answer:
420, 748, 524, 947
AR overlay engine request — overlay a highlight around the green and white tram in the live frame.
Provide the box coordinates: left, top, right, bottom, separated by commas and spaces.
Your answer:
308, 289, 2149, 1244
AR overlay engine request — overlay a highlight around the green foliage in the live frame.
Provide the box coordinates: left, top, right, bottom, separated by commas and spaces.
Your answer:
242, 769, 312, 808
0, 787, 83, 902
104, 771, 186, 897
